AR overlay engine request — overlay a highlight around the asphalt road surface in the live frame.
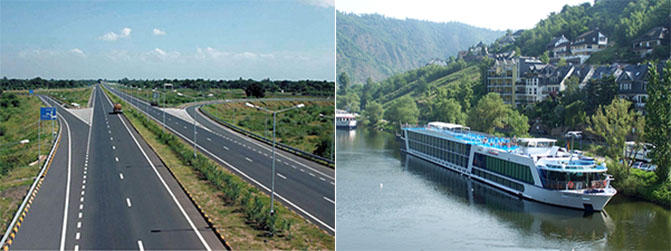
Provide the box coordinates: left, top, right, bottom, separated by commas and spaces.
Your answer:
106, 84, 335, 234
11, 86, 224, 250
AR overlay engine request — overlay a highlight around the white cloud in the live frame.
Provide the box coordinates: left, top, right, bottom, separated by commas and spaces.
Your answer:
19, 48, 87, 59
99, 27, 132, 41
196, 47, 275, 61
69, 48, 85, 57
298, 0, 334, 8
144, 47, 180, 62
152, 28, 166, 36
154, 48, 166, 56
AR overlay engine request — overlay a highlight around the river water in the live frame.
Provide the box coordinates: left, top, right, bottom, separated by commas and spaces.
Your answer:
336, 128, 670, 250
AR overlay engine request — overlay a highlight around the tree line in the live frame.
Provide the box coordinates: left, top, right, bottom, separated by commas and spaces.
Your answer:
0, 77, 335, 97
118, 78, 334, 97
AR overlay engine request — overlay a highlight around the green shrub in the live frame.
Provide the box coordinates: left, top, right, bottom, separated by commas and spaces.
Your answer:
106, 87, 291, 234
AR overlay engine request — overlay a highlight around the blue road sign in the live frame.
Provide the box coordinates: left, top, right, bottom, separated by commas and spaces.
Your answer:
40, 107, 57, 120
29, 89, 34, 95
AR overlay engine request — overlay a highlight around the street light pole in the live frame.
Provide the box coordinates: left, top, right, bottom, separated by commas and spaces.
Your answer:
245, 102, 304, 215
163, 85, 166, 133
271, 111, 276, 214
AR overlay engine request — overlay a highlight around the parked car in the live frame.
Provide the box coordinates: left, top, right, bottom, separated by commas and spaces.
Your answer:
640, 163, 657, 172
631, 161, 644, 170
564, 131, 583, 139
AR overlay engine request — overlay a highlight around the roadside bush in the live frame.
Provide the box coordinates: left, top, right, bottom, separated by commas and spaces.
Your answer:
107, 90, 286, 235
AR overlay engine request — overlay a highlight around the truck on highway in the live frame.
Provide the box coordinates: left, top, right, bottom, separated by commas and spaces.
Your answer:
112, 103, 123, 113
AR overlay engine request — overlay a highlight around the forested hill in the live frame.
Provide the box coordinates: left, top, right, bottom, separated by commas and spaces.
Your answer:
504, 0, 669, 62
337, 11, 504, 84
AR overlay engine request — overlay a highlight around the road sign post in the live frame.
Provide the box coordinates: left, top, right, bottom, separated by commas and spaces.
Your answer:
40, 107, 57, 162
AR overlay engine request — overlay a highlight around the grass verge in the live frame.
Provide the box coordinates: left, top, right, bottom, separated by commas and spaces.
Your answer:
103, 87, 334, 249
33, 87, 93, 108
201, 100, 334, 160
118, 87, 318, 107
0, 93, 59, 234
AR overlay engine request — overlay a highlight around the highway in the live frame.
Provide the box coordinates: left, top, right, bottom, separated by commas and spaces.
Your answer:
11, 85, 223, 250
105, 84, 335, 234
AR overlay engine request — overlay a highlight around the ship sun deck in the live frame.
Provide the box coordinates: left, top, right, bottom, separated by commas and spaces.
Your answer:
406, 126, 519, 152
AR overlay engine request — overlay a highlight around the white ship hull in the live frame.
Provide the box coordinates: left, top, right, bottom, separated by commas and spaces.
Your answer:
402, 124, 617, 211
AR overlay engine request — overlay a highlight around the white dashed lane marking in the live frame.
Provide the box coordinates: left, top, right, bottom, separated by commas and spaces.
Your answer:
120, 173, 124, 180
323, 197, 335, 204
223, 146, 229, 151
126, 198, 132, 207
277, 173, 287, 180
245, 157, 253, 162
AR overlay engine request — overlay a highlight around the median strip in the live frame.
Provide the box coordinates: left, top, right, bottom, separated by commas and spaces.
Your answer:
102, 85, 333, 249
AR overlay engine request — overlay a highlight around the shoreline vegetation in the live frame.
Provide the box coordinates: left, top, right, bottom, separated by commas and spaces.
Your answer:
103, 86, 334, 249
342, 60, 671, 209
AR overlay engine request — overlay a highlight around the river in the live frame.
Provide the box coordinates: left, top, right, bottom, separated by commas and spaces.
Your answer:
336, 127, 670, 250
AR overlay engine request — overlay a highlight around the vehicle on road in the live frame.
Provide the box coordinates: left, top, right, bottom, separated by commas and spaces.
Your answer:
401, 121, 617, 211
112, 103, 123, 113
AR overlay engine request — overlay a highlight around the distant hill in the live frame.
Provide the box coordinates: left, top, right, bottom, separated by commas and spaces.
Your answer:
337, 11, 504, 84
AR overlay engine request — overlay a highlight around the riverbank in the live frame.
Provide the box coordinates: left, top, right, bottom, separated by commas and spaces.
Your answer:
337, 127, 670, 250
363, 122, 671, 209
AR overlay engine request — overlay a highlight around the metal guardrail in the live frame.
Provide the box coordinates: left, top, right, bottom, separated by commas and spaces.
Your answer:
199, 108, 335, 167
111, 85, 334, 167
1, 96, 63, 248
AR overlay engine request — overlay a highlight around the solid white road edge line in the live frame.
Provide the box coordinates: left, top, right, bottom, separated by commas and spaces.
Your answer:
105, 91, 212, 251
106, 85, 335, 232
196, 107, 334, 180
58, 113, 72, 251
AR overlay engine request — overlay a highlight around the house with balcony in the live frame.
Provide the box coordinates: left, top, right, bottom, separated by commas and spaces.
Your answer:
632, 26, 669, 57
567, 29, 609, 64
487, 58, 518, 105
521, 64, 575, 103
546, 34, 571, 58
615, 63, 655, 113
487, 57, 553, 107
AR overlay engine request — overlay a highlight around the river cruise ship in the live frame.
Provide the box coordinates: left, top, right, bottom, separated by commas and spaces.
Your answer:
401, 121, 617, 211
336, 109, 357, 130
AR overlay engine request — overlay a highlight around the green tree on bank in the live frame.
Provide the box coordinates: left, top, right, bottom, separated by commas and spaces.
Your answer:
363, 101, 384, 127
645, 62, 671, 181
384, 96, 419, 128
467, 93, 528, 137
586, 98, 645, 162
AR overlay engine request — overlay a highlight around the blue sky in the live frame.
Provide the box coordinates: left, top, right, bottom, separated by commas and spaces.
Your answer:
1, 0, 335, 80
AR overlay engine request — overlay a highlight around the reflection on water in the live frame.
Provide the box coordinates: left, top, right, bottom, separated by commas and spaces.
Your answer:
403, 154, 614, 244
336, 127, 671, 250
